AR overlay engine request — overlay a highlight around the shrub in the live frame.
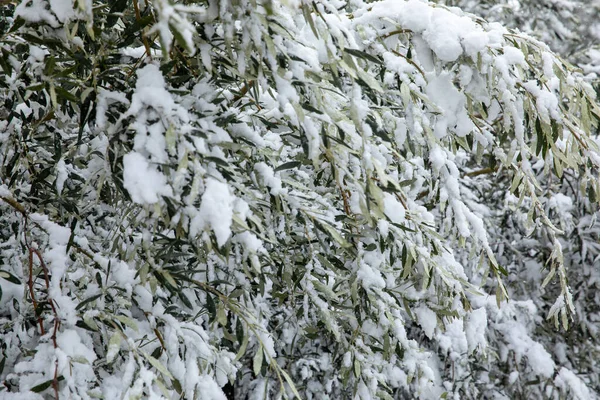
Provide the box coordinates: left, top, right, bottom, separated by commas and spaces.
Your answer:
0, 0, 599, 398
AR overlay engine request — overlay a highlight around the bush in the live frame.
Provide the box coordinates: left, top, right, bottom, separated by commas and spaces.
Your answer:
0, 0, 599, 398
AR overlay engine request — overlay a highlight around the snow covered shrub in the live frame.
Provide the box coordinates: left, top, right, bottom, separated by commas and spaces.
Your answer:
442, 0, 600, 56
0, 0, 599, 399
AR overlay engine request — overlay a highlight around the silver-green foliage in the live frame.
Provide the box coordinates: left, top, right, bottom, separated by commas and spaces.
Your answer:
0, 0, 599, 399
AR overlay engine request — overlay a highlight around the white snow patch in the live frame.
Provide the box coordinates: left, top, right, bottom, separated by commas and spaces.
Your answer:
426, 73, 474, 138
438, 319, 468, 359
357, 262, 386, 290
123, 152, 173, 204
527, 342, 555, 378
56, 159, 68, 195
382, 193, 405, 223
414, 306, 437, 339
190, 178, 235, 247
254, 162, 284, 195
195, 375, 228, 400
465, 307, 487, 352
554, 367, 591, 400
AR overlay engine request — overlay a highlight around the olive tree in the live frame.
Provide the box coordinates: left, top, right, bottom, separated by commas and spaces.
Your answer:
0, 0, 599, 399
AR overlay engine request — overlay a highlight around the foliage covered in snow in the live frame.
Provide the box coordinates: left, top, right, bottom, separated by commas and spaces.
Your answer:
0, 0, 599, 398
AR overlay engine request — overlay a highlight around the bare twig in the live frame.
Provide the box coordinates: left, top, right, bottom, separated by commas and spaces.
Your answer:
132, 0, 152, 59
2, 195, 61, 398
465, 166, 499, 178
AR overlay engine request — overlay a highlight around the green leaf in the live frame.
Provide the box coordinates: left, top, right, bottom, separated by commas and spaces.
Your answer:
76, 294, 103, 311
106, 332, 122, 364
354, 358, 361, 378
115, 315, 139, 332
275, 161, 301, 172
8, 17, 26, 34
160, 270, 178, 289
236, 318, 244, 344
344, 48, 383, 65
216, 304, 227, 326
314, 220, 352, 248
0, 270, 21, 285
588, 183, 597, 203
364, 243, 377, 251
235, 331, 249, 362
144, 352, 174, 379
155, 377, 171, 398
206, 293, 216, 319
280, 368, 303, 399
30, 376, 64, 393
253, 347, 264, 376
301, 3, 319, 39
356, 67, 384, 93
43, 56, 56, 76
178, 291, 193, 309
54, 86, 79, 103
312, 280, 339, 301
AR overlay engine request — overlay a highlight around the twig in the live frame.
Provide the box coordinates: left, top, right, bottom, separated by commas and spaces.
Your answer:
465, 167, 499, 177
1, 196, 26, 214
1, 196, 61, 398
390, 49, 425, 77
28, 248, 45, 335
380, 29, 412, 39
233, 82, 251, 102
132, 0, 152, 59
31, 245, 61, 399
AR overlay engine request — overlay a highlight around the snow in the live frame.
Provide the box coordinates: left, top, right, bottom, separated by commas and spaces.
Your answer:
110, 260, 138, 293
554, 367, 591, 400
55, 159, 67, 195
414, 306, 437, 339
429, 146, 447, 172
502, 46, 526, 66
527, 342, 555, 378
357, 262, 386, 290
0, 278, 22, 312
233, 231, 264, 255
302, 118, 322, 163
190, 178, 235, 247
382, 193, 405, 223
230, 123, 267, 148
3, 0, 600, 398
424, 11, 472, 61
123, 152, 174, 204
126, 64, 189, 163
15, 102, 32, 118
549, 193, 573, 211
254, 162, 284, 195
1, 394, 44, 400
438, 319, 468, 360
50, 0, 75, 22
29, 213, 71, 245
56, 329, 97, 364
377, 220, 389, 237
520, 80, 561, 123
395, 0, 431, 32
95, 89, 130, 129
465, 308, 487, 352
357, 0, 491, 62
15, 0, 75, 27
425, 72, 474, 138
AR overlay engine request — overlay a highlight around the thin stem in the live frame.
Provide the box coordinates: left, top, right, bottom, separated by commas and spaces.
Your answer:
132, 0, 152, 59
